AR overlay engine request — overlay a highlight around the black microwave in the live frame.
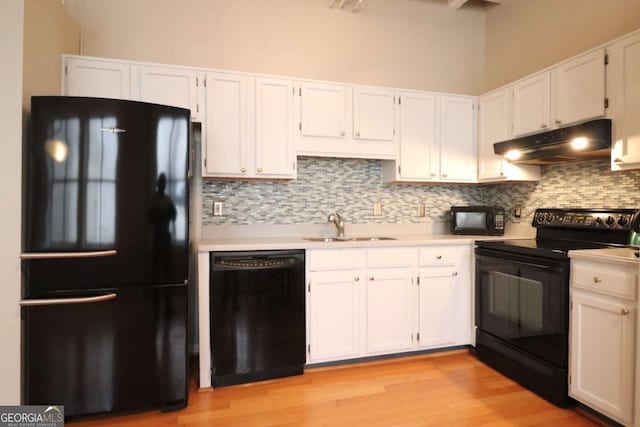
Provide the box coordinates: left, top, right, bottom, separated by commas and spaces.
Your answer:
450, 206, 505, 235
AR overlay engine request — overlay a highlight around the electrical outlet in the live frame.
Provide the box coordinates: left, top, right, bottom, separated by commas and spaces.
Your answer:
213, 201, 223, 216
418, 204, 426, 217
373, 202, 382, 216
514, 205, 522, 218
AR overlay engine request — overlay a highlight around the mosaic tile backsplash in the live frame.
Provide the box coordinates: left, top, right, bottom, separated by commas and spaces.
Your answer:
202, 157, 640, 226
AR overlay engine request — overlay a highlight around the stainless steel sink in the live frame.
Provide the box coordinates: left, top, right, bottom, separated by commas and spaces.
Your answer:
303, 236, 397, 242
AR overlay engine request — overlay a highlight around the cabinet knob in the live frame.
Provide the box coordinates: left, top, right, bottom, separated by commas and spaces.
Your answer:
355, 131, 361, 137
430, 173, 436, 177
241, 167, 247, 173
452, 272, 458, 276
499, 171, 504, 176
369, 276, 374, 281
257, 167, 263, 173
436, 255, 442, 260
614, 158, 623, 164
555, 119, 562, 125
593, 276, 602, 283
621, 308, 630, 315
354, 276, 359, 282
442, 173, 448, 178
541, 123, 548, 128
340, 131, 346, 137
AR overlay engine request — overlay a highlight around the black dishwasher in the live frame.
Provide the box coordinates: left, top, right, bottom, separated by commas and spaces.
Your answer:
210, 250, 305, 386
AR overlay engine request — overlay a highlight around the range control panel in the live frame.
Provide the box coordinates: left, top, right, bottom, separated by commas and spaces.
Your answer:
533, 209, 638, 230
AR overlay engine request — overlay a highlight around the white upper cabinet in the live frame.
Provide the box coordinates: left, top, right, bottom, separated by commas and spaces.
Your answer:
383, 92, 476, 183
64, 57, 130, 99
552, 49, 606, 127
133, 65, 203, 122
478, 88, 540, 182
353, 87, 396, 141
203, 72, 249, 178
296, 82, 396, 159
439, 95, 476, 182
609, 32, 640, 170
255, 77, 296, 178
396, 92, 438, 181
511, 71, 551, 137
299, 82, 347, 139
203, 73, 296, 180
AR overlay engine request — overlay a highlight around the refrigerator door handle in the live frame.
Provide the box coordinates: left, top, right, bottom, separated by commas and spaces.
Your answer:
19, 249, 117, 260
19, 292, 117, 307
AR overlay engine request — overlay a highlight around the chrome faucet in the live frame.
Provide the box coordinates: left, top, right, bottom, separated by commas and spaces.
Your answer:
328, 212, 345, 237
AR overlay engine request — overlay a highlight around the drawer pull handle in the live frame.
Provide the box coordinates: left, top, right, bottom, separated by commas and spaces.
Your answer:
452, 272, 458, 276
354, 276, 360, 282
436, 255, 442, 260
621, 308, 630, 315
369, 276, 374, 281
593, 277, 602, 283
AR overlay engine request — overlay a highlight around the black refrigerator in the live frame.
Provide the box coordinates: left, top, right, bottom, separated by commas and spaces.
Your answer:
22, 96, 190, 418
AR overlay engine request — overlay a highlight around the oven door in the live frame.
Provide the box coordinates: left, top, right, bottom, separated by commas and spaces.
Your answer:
475, 248, 569, 368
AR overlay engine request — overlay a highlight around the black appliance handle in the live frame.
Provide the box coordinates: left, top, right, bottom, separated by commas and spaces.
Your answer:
213, 257, 303, 271
19, 292, 117, 307
476, 252, 566, 273
19, 249, 117, 260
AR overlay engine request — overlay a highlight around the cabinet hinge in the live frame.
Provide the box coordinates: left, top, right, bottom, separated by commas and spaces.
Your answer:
299, 122, 302, 131
569, 374, 572, 385
393, 128, 396, 136
399, 97, 401, 105
204, 78, 207, 88
308, 282, 310, 292
204, 158, 207, 168
393, 96, 396, 104
398, 165, 401, 174
292, 86, 295, 95
417, 276, 420, 285
196, 104, 199, 113
417, 332, 420, 341
307, 344, 311, 354
299, 88, 302, 96
64, 64, 68, 76
604, 98, 609, 109
196, 76, 199, 86
605, 54, 609, 65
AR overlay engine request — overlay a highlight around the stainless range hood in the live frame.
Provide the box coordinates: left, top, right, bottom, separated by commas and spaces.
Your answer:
493, 119, 612, 165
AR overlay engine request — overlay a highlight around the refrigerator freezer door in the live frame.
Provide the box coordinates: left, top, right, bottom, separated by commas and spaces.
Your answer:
23, 283, 187, 418
24, 97, 189, 294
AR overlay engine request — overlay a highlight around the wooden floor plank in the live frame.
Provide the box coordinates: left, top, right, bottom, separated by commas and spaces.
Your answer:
71, 350, 601, 427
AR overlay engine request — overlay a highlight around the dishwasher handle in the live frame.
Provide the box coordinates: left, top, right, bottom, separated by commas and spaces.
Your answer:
213, 257, 303, 270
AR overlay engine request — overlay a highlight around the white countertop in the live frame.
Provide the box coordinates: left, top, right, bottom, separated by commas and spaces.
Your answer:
569, 247, 640, 265
198, 232, 533, 252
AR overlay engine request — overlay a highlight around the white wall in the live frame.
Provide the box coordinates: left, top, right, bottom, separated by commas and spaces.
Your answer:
0, 0, 24, 405
63, 0, 486, 95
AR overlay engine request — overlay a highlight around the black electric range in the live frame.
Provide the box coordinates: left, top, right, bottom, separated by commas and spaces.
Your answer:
474, 208, 638, 408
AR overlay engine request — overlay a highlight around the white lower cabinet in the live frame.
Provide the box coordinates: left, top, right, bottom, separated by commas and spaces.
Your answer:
306, 244, 471, 364
417, 245, 472, 348
308, 270, 361, 362
569, 258, 637, 425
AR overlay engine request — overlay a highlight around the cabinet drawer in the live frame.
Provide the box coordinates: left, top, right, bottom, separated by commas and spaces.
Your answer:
367, 248, 416, 268
418, 247, 461, 267
572, 261, 637, 300
308, 250, 363, 271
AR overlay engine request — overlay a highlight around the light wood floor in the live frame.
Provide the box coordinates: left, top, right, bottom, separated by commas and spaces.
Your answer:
72, 350, 602, 426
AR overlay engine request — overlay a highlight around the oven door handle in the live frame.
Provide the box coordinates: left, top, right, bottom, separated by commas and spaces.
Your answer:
476, 254, 566, 273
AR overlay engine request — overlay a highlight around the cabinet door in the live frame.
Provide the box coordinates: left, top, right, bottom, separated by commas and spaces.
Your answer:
609, 33, 640, 170
418, 270, 458, 348
570, 292, 634, 424
365, 269, 413, 355
203, 72, 248, 177
439, 95, 476, 182
300, 82, 347, 139
478, 88, 510, 181
64, 57, 130, 99
135, 66, 201, 121
308, 271, 360, 362
553, 49, 605, 127
398, 92, 438, 180
353, 87, 395, 141
512, 71, 551, 136
255, 77, 296, 178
